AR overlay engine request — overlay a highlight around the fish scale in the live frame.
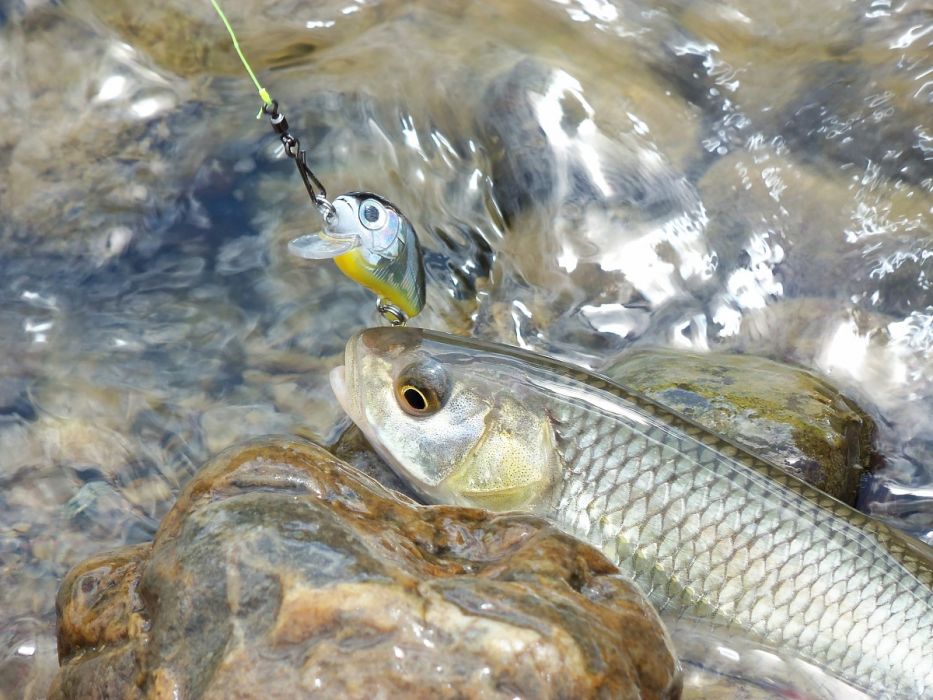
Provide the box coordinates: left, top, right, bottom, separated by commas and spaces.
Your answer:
547, 394, 932, 698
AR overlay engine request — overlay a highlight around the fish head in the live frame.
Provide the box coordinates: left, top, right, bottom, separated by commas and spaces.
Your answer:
288, 193, 399, 258
331, 327, 560, 511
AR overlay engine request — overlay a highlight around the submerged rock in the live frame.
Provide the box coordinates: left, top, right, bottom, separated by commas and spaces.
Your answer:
52, 437, 681, 700
696, 150, 932, 318
604, 349, 873, 504
476, 55, 700, 227
328, 422, 419, 500
471, 55, 710, 361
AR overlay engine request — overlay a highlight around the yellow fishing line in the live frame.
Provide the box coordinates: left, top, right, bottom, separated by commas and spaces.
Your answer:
209, 0, 273, 115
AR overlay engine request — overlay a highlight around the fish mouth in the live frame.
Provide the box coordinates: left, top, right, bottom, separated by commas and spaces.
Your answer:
330, 331, 363, 424
329, 332, 391, 471
329, 364, 352, 418
330, 329, 439, 501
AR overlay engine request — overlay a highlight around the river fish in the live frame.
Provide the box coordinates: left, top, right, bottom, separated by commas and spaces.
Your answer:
331, 327, 933, 698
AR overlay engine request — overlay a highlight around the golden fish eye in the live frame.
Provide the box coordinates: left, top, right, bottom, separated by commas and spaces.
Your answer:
394, 359, 450, 416
398, 384, 434, 414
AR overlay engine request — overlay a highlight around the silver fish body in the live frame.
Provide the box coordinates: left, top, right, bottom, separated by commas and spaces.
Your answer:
333, 328, 933, 698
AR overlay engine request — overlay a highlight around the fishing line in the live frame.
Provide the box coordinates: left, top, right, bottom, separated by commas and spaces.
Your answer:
208, 0, 272, 112
208, 0, 427, 325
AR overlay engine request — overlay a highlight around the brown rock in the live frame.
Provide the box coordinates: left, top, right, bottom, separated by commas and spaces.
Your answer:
55, 543, 150, 662
52, 437, 681, 699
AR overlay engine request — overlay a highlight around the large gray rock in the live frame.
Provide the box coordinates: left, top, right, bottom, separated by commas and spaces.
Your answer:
52, 437, 682, 699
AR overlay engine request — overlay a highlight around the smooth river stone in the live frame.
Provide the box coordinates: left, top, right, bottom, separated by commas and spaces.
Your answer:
51, 437, 681, 700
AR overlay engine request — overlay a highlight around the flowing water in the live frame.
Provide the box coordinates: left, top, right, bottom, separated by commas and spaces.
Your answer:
0, 0, 930, 696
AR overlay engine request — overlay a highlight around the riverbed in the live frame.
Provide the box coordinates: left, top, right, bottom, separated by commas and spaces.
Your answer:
0, 0, 930, 696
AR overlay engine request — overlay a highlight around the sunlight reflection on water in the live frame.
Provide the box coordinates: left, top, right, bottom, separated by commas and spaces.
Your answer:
0, 0, 930, 696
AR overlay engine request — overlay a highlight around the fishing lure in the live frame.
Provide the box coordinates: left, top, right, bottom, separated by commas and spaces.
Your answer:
210, 0, 426, 324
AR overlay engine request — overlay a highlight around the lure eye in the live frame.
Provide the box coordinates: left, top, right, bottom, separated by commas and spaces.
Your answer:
359, 199, 387, 231
394, 359, 450, 416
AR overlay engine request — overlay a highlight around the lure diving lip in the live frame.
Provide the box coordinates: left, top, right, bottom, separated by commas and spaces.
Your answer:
287, 232, 356, 259
288, 192, 426, 322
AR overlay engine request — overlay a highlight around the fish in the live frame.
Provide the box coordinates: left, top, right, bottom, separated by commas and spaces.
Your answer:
289, 192, 426, 320
331, 326, 933, 698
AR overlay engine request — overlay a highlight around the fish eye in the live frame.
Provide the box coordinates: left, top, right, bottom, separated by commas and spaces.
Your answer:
394, 359, 450, 416
399, 385, 429, 412
359, 198, 387, 231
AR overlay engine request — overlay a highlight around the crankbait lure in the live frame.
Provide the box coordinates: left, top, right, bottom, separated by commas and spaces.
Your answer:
210, 0, 426, 324
288, 193, 425, 321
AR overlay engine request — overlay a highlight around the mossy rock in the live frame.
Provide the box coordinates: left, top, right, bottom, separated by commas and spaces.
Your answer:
604, 349, 874, 505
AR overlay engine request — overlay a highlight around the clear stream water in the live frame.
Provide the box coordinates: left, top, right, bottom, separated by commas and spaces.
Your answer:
0, 0, 930, 696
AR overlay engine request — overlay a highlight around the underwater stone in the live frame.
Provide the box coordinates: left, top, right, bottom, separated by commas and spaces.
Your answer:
604, 348, 873, 504
473, 56, 709, 359
52, 437, 681, 700
779, 59, 931, 186
329, 422, 418, 500
476, 57, 700, 229
697, 150, 932, 317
